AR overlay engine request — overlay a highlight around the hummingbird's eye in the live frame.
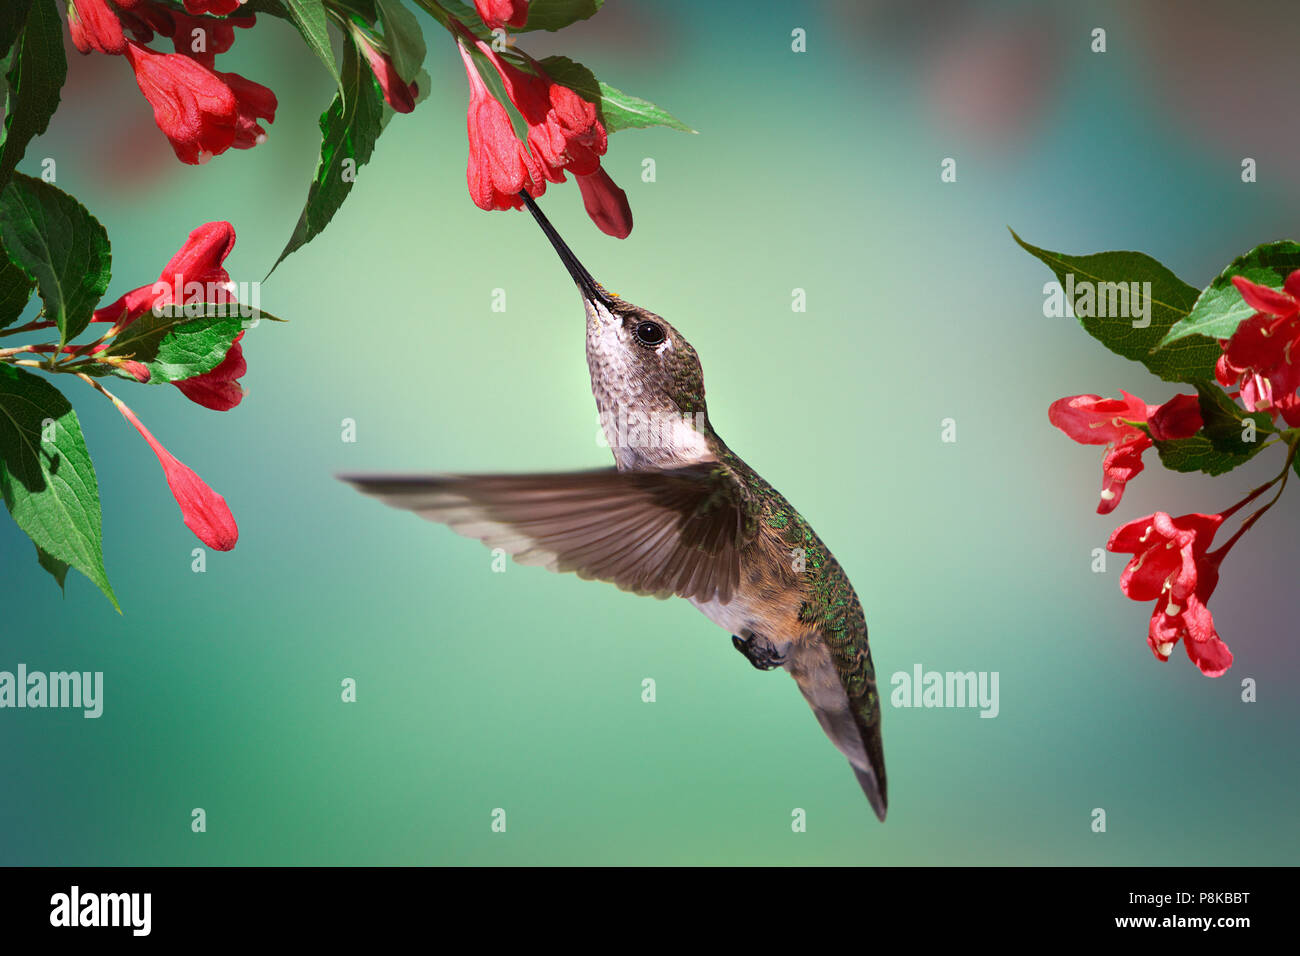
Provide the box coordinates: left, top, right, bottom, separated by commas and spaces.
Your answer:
632, 321, 666, 347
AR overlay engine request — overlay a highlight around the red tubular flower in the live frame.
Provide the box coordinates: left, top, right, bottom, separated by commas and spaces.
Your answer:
1107, 512, 1231, 676
123, 41, 238, 164
174, 332, 247, 410
1049, 391, 1201, 514
459, 42, 542, 211
94, 221, 237, 327
68, 0, 128, 55
1214, 272, 1300, 425
576, 168, 633, 239
217, 71, 278, 148
351, 28, 418, 114
473, 0, 529, 30
113, 398, 239, 550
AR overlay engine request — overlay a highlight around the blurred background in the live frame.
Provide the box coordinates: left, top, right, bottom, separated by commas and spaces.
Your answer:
1, 0, 1297, 865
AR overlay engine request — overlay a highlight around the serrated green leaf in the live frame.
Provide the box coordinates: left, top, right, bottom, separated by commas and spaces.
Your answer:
0, 174, 112, 347
518, 0, 603, 32
538, 56, 694, 134
1012, 230, 1221, 383
270, 39, 387, 274
283, 0, 342, 88
374, 0, 426, 83
0, 364, 116, 609
0, 0, 65, 194
104, 305, 245, 383
34, 540, 67, 591
1159, 241, 1300, 348
0, 242, 35, 328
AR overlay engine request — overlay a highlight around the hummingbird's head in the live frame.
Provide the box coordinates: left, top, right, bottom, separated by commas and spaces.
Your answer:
520, 193, 713, 467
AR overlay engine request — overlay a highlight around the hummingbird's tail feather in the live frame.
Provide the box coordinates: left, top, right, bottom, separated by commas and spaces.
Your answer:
785, 628, 888, 822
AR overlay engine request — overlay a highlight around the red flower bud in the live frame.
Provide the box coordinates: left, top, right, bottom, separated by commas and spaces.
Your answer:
576, 168, 632, 239
473, 0, 529, 30
113, 399, 239, 551
351, 28, 419, 114
68, 0, 128, 55
1146, 392, 1203, 442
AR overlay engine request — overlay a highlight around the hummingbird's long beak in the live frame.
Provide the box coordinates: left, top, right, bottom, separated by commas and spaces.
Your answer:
518, 190, 612, 307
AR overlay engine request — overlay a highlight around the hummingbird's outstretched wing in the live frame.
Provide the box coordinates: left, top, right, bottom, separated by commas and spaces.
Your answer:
340, 465, 756, 605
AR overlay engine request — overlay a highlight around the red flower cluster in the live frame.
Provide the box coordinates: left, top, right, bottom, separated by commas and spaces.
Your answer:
457, 37, 632, 237
1108, 512, 1231, 676
65, 0, 277, 164
90, 221, 248, 550
1049, 272, 1300, 678
1049, 390, 1202, 514
96, 220, 250, 411
1214, 272, 1300, 426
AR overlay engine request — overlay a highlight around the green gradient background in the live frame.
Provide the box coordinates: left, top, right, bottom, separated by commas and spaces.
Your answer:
2, 0, 1298, 865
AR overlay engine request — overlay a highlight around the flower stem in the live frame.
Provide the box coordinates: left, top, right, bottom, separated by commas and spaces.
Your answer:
1209, 437, 1300, 559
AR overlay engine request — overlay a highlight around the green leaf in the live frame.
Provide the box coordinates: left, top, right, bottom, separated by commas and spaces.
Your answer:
1195, 382, 1273, 451
0, 364, 117, 609
0, 174, 112, 347
284, 0, 342, 89
1150, 385, 1272, 477
518, 0, 604, 32
596, 81, 694, 133
0, 1, 35, 57
270, 38, 387, 273
0, 0, 66, 194
104, 305, 245, 384
374, 0, 426, 83
539, 56, 695, 134
1159, 241, 1300, 348
1011, 230, 1221, 383
34, 541, 67, 591
1152, 433, 1268, 477
0, 243, 35, 328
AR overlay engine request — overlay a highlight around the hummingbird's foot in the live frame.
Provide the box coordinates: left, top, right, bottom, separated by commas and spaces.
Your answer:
732, 632, 786, 671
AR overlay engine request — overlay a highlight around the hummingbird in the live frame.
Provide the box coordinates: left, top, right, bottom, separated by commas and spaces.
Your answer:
341, 194, 888, 820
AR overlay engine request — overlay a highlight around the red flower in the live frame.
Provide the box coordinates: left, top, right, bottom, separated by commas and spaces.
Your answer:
1108, 512, 1231, 676
1214, 272, 1300, 425
576, 168, 632, 239
459, 42, 544, 211
1049, 391, 1201, 514
168, 10, 256, 68
352, 27, 418, 114
473, 0, 529, 30
113, 398, 239, 550
482, 49, 607, 180
94, 221, 237, 327
174, 332, 247, 410
68, 0, 127, 55
217, 70, 278, 149
182, 0, 245, 15
123, 41, 238, 163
